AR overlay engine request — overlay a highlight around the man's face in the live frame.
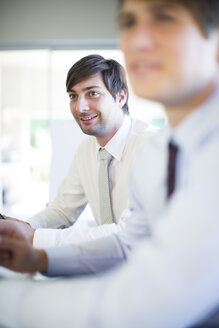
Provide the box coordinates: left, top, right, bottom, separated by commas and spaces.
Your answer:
119, 0, 219, 108
68, 73, 125, 144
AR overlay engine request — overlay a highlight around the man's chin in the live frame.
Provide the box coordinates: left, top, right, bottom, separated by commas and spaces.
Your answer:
79, 127, 98, 136
131, 83, 168, 104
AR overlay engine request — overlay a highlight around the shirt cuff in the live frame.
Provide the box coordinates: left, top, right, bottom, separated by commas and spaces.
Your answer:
33, 229, 58, 249
44, 245, 78, 276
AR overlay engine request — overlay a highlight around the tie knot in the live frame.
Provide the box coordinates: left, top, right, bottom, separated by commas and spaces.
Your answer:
168, 142, 178, 156
99, 148, 112, 161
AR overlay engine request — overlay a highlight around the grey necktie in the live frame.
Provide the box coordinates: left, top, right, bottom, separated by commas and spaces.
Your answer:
98, 148, 114, 224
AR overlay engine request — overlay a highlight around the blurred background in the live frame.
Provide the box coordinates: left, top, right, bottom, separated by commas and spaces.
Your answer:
0, 0, 166, 219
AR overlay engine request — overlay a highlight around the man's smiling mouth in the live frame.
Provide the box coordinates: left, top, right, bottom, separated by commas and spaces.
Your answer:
80, 114, 98, 122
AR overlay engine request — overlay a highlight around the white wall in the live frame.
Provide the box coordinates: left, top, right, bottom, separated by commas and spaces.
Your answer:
0, 0, 119, 48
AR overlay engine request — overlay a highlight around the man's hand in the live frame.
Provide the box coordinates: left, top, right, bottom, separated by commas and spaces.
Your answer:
0, 215, 35, 244
0, 221, 47, 274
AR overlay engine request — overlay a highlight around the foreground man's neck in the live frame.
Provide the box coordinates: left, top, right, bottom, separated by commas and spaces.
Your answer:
166, 79, 219, 128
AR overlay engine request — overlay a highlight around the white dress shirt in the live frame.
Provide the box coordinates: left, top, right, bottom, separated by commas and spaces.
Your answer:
0, 88, 219, 327
29, 116, 156, 248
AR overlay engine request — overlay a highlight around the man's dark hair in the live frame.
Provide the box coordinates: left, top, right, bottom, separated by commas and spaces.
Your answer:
118, 0, 219, 36
66, 54, 129, 114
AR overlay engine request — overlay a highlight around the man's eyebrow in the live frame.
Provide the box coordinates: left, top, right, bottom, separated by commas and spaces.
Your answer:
147, 2, 181, 13
67, 86, 102, 93
118, 1, 179, 17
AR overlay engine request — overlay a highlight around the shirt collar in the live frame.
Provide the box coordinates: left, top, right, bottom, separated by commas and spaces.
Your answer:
96, 115, 131, 161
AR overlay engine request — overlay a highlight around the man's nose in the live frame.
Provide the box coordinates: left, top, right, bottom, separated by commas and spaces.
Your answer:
75, 95, 90, 112
122, 23, 155, 51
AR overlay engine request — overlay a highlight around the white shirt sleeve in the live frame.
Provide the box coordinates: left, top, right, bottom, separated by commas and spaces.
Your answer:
33, 220, 125, 248
42, 207, 144, 276
28, 153, 88, 230
45, 233, 128, 276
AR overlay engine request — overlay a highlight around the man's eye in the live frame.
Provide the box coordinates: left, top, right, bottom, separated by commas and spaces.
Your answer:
69, 94, 77, 100
118, 14, 136, 30
88, 91, 99, 97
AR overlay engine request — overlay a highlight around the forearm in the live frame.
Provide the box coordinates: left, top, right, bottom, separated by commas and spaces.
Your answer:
28, 190, 87, 230
45, 234, 128, 276
28, 153, 88, 230
33, 221, 124, 248
0, 224, 128, 276
28, 206, 77, 229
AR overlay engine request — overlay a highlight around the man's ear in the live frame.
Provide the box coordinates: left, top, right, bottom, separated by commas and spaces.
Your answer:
117, 89, 127, 108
